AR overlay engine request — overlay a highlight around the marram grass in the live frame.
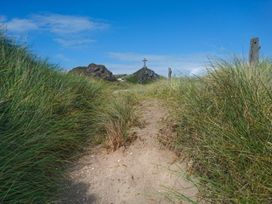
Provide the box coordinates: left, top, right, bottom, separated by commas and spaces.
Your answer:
0, 34, 131, 203
146, 60, 272, 203
0, 33, 138, 203
2, 31, 271, 203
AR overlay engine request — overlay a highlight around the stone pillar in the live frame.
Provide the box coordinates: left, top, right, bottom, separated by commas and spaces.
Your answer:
168, 67, 172, 80
249, 37, 260, 66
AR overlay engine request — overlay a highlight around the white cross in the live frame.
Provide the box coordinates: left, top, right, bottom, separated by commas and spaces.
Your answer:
143, 58, 148, 67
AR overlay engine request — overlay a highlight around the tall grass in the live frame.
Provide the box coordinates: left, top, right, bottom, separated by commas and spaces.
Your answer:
147, 60, 272, 203
97, 93, 139, 150
0, 34, 107, 202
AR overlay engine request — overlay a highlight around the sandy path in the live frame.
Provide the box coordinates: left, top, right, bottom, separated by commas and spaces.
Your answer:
61, 100, 198, 204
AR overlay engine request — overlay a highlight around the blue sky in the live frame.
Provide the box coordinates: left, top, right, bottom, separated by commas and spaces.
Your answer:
1, 0, 271, 76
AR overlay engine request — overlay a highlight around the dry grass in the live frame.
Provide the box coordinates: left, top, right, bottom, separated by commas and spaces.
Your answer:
97, 93, 139, 151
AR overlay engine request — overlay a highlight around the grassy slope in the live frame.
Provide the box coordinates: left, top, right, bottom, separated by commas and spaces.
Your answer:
2, 31, 271, 203
0, 34, 137, 203
146, 60, 272, 203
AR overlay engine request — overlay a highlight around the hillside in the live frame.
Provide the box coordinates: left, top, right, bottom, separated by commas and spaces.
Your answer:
70, 63, 117, 81
126, 67, 161, 84
1, 32, 271, 204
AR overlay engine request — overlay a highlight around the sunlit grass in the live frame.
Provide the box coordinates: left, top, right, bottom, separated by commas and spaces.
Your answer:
0, 33, 137, 203
97, 93, 139, 150
145, 59, 272, 203
2, 30, 271, 203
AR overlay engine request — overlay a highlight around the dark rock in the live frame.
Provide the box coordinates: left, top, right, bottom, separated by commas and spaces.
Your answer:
70, 63, 116, 81
131, 67, 160, 84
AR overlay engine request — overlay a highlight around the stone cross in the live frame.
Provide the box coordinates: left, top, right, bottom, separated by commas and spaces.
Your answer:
168, 67, 172, 80
143, 58, 148, 68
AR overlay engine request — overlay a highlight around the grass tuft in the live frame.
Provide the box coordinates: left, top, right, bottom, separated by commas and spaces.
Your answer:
98, 93, 139, 151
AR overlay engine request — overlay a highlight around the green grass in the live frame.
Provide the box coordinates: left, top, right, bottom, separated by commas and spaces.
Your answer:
2, 30, 271, 203
124, 74, 139, 84
146, 60, 272, 203
0, 34, 137, 203
97, 92, 139, 150
124, 74, 163, 84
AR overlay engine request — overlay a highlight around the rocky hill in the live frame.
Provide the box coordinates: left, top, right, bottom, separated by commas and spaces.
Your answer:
126, 67, 160, 84
70, 63, 116, 81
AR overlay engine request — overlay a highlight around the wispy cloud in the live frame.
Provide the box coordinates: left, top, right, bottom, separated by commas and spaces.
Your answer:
107, 52, 214, 76
1, 14, 109, 47
33, 14, 108, 34
2, 18, 39, 32
54, 37, 95, 48
1, 14, 108, 33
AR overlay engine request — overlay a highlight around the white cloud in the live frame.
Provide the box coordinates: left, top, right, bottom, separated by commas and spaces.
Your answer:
4, 18, 38, 32
107, 52, 212, 76
33, 14, 107, 34
189, 67, 205, 76
0, 14, 109, 47
54, 37, 95, 48
1, 14, 107, 34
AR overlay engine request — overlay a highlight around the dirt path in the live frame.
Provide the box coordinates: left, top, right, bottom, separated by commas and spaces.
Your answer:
62, 100, 198, 204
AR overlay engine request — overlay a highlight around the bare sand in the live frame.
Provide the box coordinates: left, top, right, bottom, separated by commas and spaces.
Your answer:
61, 100, 199, 204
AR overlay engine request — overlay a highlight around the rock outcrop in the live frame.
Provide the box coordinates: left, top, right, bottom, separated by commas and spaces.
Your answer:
131, 67, 160, 84
70, 63, 116, 81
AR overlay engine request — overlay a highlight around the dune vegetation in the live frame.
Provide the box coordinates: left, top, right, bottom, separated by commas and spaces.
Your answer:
1, 31, 271, 203
0, 34, 137, 203
146, 60, 272, 203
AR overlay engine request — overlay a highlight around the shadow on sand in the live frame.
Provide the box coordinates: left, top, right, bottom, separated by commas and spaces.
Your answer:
57, 180, 97, 204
